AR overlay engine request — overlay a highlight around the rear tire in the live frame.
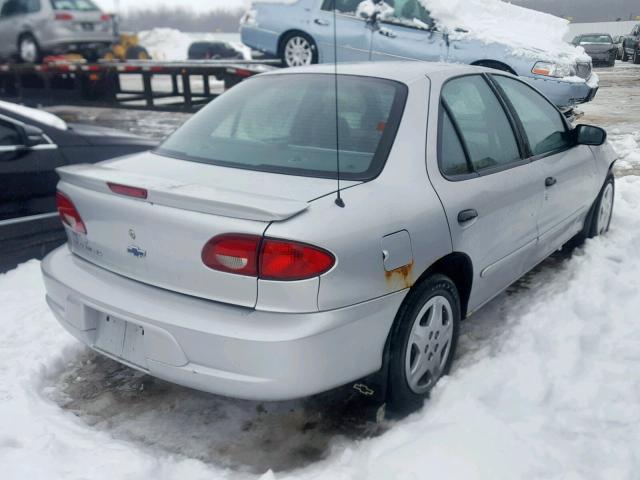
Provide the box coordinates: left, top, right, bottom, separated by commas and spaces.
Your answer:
279, 32, 317, 68
18, 33, 41, 64
386, 274, 460, 416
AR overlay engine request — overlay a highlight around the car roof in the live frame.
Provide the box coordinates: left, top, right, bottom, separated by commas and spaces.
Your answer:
261, 61, 490, 84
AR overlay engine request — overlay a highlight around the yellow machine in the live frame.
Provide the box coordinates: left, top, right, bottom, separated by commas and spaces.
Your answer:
102, 33, 151, 61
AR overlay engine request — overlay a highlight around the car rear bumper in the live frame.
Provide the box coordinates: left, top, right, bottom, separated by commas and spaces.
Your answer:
42, 247, 405, 401
240, 26, 280, 56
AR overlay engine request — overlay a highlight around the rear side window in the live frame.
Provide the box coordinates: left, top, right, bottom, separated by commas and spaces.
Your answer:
493, 76, 571, 157
1, 0, 38, 15
0, 120, 22, 146
158, 74, 407, 181
441, 75, 521, 174
50, 0, 98, 10
440, 111, 470, 176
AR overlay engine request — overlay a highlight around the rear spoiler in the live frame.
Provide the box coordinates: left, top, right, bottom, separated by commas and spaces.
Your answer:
56, 164, 309, 222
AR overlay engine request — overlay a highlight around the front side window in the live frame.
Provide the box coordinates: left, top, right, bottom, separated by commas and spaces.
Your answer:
441, 75, 521, 173
493, 76, 571, 157
0, 120, 21, 146
382, 0, 434, 29
158, 74, 407, 180
50, 0, 98, 11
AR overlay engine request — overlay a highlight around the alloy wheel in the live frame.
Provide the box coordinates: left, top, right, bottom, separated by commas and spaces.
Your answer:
405, 295, 454, 395
284, 36, 313, 67
20, 37, 38, 63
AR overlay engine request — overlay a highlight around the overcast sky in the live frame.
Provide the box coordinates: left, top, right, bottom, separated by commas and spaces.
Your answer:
95, 0, 246, 12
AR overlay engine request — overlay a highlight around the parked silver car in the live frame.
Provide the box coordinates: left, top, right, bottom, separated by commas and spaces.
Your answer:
42, 62, 616, 413
0, 0, 115, 63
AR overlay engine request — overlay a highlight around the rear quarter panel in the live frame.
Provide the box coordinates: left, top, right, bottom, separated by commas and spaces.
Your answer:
263, 76, 453, 311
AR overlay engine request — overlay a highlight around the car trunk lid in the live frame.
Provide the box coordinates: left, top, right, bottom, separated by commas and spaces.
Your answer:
56, 152, 357, 307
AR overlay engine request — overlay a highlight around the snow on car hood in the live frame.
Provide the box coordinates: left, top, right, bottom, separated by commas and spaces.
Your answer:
421, 0, 590, 64
0, 100, 68, 130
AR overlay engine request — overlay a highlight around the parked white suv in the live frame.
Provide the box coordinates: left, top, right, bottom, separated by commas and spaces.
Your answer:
0, 0, 115, 63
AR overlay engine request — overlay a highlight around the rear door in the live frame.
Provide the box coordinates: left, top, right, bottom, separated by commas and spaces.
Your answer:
0, 116, 65, 220
309, 0, 372, 62
370, 0, 446, 62
427, 74, 544, 311
491, 74, 597, 261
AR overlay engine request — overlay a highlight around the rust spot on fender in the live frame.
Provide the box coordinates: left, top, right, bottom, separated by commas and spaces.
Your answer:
385, 261, 415, 290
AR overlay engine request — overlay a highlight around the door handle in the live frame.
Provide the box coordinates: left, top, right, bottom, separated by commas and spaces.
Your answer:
545, 177, 557, 187
457, 209, 478, 225
314, 18, 330, 26
379, 28, 397, 38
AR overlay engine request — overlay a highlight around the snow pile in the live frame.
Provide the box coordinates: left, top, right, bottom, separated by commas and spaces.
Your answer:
421, 0, 590, 63
2, 160, 640, 479
0, 100, 68, 130
138, 28, 250, 61
609, 132, 640, 173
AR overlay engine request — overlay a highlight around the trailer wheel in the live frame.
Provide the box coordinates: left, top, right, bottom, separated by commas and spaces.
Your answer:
18, 34, 41, 64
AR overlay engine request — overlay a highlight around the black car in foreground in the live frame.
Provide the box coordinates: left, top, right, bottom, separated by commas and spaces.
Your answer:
0, 101, 157, 271
572, 33, 618, 67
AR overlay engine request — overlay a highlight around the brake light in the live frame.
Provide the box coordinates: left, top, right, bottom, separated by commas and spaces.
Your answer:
202, 234, 260, 276
108, 183, 148, 199
201, 235, 335, 280
56, 191, 87, 234
100, 14, 111, 21
55, 12, 74, 21
260, 239, 335, 281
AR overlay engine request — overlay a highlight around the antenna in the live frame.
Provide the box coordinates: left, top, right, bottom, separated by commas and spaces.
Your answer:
333, 0, 345, 208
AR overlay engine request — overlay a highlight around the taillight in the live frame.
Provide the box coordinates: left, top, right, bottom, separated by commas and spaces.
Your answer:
260, 239, 334, 281
108, 182, 148, 199
55, 12, 74, 21
202, 235, 335, 281
100, 14, 111, 21
202, 234, 260, 277
56, 191, 87, 234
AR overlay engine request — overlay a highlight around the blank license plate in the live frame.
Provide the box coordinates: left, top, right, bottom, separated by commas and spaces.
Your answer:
95, 314, 147, 368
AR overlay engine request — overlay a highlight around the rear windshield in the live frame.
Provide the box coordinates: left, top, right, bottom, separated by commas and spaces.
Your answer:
157, 74, 407, 180
50, 0, 98, 11
579, 35, 612, 44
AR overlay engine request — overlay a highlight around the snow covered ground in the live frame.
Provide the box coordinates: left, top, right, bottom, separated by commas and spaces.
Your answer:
2, 63, 640, 479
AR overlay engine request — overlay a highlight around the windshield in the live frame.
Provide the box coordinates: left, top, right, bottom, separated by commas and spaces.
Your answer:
157, 74, 407, 181
579, 35, 612, 44
50, 0, 99, 11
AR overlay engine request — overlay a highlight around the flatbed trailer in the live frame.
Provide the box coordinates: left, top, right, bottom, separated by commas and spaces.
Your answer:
0, 59, 279, 112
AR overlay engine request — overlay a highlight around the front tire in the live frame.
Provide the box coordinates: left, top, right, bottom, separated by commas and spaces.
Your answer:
621, 49, 629, 62
387, 274, 460, 415
18, 33, 41, 64
280, 32, 317, 68
589, 176, 615, 238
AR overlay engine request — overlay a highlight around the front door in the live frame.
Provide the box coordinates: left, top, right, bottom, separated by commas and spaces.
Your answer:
490, 74, 597, 261
310, 0, 373, 62
427, 75, 543, 312
370, 0, 446, 62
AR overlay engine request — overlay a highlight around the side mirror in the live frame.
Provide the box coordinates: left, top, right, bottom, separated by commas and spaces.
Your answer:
21, 124, 48, 147
575, 124, 607, 146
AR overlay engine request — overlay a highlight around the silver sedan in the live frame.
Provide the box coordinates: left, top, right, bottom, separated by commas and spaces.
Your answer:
42, 62, 616, 414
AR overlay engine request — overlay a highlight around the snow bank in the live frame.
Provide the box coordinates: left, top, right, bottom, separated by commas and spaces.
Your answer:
2, 139, 640, 478
138, 28, 250, 61
0, 100, 68, 130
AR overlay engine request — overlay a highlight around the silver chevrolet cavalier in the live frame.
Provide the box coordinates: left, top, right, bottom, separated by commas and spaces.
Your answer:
42, 62, 616, 413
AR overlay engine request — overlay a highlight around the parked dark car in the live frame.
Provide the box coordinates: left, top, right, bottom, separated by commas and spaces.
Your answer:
0, 100, 157, 271
622, 24, 640, 63
572, 33, 617, 67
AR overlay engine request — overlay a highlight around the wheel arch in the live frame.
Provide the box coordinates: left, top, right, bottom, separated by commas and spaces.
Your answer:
277, 29, 316, 56
471, 59, 517, 75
